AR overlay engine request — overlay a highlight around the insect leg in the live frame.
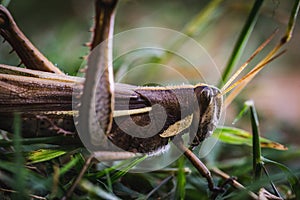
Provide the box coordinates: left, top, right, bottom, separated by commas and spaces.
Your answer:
175, 141, 224, 193
77, 0, 119, 149
0, 5, 63, 74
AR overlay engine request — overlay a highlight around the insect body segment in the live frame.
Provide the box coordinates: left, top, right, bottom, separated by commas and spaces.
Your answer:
105, 84, 223, 154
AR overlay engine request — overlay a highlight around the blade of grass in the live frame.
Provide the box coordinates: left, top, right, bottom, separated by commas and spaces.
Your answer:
262, 157, 300, 198
232, 102, 250, 124
145, 176, 173, 200
175, 156, 186, 200
222, 0, 299, 106
111, 155, 147, 182
63, 154, 94, 199
213, 126, 287, 150
0, 135, 81, 147
262, 165, 281, 198
219, 0, 264, 86
247, 100, 263, 181
0, 159, 59, 194
0, 0, 11, 7
12, 113, 29, 200
283, 0, 300, 43
181, 0, 223, 37
105, 169, 113, 193
27, 149, 67, 164
59, 154, 82, 176
79, 179, 121, 200
233, 171, 300, 199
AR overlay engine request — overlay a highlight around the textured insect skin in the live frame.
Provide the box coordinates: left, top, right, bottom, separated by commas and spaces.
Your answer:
0, 68, 222, 154
0, 1, 222, 155
106, 84, 222, 153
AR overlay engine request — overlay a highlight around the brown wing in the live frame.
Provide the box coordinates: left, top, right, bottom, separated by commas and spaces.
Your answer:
0, 64, 150, 113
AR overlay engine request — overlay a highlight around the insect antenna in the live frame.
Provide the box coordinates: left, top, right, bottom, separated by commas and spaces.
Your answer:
219, 0, 299, 108
219, 26, 295, 109
223, 49, 286, 108
220, 29, 277, 95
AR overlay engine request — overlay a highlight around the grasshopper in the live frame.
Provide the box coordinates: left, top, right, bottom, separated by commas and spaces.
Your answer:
0, 0, 296, 194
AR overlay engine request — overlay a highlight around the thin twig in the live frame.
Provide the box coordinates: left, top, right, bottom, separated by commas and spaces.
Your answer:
0, 188, 47, 200
145, 176, 173, 200
211, 167, 258, 199
62, 155, 94, 200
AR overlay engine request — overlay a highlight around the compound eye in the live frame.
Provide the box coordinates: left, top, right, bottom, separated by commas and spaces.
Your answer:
200, 87, 213, 105
201, 87, 211, 99
194, 86, 212, 108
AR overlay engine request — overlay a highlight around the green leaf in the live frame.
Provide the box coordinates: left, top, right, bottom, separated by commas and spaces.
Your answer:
175, 156, 186, 200
27, 149, 67, 164
80, 179, 121, 200
111, 155, 147, 182
13, 113, 29, 199
262, 157, 300, 198
59, 154, 82, 176
219, 0, 264, 86
213, 126, 287, 150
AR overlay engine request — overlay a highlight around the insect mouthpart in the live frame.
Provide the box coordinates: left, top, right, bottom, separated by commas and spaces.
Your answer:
190, 84, 223, 148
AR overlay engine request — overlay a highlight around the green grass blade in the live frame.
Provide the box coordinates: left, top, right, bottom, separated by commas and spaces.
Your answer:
232, 102, 250, 124
213, 126, 287, 150
0, 0, 11, 7
248, 101, 263, 180
262, 157, 300, 198
105, 169, 113, 193
0, 135, 81, 147
26, 149, 67, 164
59, 154, 82, 176
91, 155, 147, 179
219, 0, 264, 86
284, 0, 300, 42
80, 179, 121, 200
111, 155, 147, 182
12, 113, 29, 200
262, 165, 281, 198
183, 0, 223, 37
175, 156, 186, 200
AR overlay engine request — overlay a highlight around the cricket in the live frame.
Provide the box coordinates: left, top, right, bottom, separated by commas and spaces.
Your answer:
0, 0, 299, 199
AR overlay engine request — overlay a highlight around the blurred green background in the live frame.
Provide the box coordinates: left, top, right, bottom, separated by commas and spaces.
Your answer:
1, 0, 299, 146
